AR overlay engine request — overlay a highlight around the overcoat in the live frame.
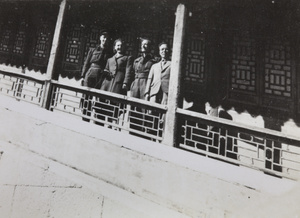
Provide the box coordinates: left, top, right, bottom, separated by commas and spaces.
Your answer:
144, 60, 171, 104
130, 55, 157, 99
100, 54, 133, 95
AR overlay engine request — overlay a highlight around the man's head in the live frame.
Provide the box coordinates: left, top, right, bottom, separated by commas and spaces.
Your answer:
158, 42, 169, 59
113, 38, 124, 54
140, 37, 151, 54
99, 29, 109, 48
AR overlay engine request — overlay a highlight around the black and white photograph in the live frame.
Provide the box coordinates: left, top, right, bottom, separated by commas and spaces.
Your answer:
0, 0, 299, 217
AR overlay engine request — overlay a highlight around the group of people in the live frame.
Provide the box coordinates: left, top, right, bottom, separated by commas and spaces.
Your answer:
81, 29, 171, 105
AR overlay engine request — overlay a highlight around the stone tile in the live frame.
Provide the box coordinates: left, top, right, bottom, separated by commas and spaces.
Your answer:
0, 185, 15, 218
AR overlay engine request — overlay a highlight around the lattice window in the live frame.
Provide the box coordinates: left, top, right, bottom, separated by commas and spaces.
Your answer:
65, 23, 83, 63
12, 20, 27, 55
123, 31, 135, 56
161, 29, 173, 53
185, 33, 205, 83
138, 29, 157, 55
84, 25, 100, 58
264, 40, 292, 97
34, 21, 52, 58
0, 27, 12, 53
231, 35, 256, 91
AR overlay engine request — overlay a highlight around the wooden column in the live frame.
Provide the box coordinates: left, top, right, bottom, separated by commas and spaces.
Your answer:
42, 0, 67, 108
162, 4, 187, 147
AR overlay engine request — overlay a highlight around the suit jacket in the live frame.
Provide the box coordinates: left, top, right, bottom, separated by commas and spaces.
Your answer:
145, 60, 171, 97
100, 54, 133, 94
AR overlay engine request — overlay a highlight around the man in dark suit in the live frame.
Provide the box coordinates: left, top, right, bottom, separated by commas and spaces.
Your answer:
130, 37, 157, 99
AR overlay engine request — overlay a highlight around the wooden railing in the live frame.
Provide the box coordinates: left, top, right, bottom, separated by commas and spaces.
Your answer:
49, 80, 167, 141
0, 68, 46, 106
177, 108, 300, 180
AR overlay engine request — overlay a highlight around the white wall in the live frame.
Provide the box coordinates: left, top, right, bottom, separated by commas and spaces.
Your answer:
0, 95, 300, 218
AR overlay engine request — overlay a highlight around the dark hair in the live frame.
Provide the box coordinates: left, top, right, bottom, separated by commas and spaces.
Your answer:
99, 29, 109, 36
158, 42, 169, 49
113, 38, 124, 53
139, 37, 152, 44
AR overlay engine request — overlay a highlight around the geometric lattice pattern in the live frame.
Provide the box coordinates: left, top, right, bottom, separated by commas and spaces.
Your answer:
34, 21, 52, 58
231, 35, 256, 91
161, 28, 174, 57
138, 28, 157, 55
178, 109, 300, 180
12, 20, 27, 55
161, 29, 174, 48
0, 72, 44, 105
50, 83, 167, 142
84, 25, 100, 58
185, 33, 205, 83
0, 28, 12, 53
65, 23, 83, 63
264, 40, 292, 97
123, 31, 136, 56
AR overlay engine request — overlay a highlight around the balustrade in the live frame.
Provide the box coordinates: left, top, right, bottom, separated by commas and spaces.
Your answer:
177, 108, 300, 180
0, 70, 45, 106
1, 66, 300, 180
49, 81, 167, 142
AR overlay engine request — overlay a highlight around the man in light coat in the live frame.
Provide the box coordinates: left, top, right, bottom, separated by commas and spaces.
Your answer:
145, 42, 171, 104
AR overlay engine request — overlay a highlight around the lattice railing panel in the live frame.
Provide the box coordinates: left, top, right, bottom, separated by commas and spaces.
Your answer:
0, 74, 18, 96
15, 80, 44, 104
177, 108, 300, 180
50, 82, 167, 141
0, 72, 45, 105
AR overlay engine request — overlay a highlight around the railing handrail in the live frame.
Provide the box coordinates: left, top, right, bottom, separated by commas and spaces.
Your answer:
0, 65, 47, 83
177, 108, 300, 145
51, 79, 168, 111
